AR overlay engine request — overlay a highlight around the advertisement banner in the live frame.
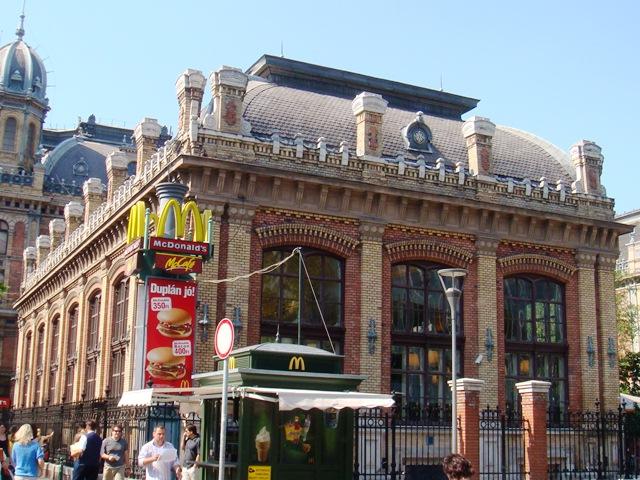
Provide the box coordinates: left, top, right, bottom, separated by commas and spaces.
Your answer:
145, 277, 197, 388
0, 397, 10, 408
154, 253, 203, 275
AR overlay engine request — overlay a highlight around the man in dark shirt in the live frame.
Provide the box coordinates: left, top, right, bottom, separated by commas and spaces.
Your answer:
100, 424, 129, 480
178, 425, 200, 480
72, 420, 103, 480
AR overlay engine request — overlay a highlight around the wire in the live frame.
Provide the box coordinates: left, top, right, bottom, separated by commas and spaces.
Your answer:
201, 248, 301, 284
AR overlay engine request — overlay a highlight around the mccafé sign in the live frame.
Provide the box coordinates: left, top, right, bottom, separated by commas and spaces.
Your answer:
155, 252, 203, 274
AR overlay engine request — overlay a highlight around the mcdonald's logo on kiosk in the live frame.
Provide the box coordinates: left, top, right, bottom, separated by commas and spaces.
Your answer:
288, 356, 306, 371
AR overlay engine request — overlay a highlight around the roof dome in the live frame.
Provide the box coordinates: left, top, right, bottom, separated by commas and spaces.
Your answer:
0, 15, 47, 103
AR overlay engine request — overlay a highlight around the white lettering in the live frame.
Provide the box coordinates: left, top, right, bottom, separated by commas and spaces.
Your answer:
149, 282, 183, 297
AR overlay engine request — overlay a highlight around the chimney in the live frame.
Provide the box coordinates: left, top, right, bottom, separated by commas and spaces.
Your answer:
211, 66, 248, 134
462, 116, 496, 178
351, 92, 387, 158
133, 118, 162, 173
23, 247, 36, 279
83, 178, 104, 223
36, 235, 50, 266
64, 201, 84, 239
570, 140, 605, 195
106, 151, 130, 201
49, 219, 65, 251
176, 69, 206, 137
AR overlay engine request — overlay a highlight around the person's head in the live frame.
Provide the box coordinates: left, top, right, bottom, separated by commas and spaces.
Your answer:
111, 424, 123, 440
0, 424, 6, 435
185, 424, 197, 437
85, 420, 97, 432
443, 453, 474, 480
14, 424, 34, 445
152, 426, 166, 444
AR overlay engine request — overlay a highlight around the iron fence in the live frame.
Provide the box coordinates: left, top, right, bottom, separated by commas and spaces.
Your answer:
479, 406, 528, 479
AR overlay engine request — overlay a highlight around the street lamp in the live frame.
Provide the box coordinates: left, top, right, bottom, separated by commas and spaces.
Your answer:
437, 267, 467, 453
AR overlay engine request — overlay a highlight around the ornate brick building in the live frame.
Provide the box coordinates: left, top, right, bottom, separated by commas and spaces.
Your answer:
11, 54, 629, 419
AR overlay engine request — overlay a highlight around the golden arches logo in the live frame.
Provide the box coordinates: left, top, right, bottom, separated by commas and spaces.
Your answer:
228, 357, 236, 369
288, 356, 305, 371
180, 379, 191, 388
126, 200, 212, 244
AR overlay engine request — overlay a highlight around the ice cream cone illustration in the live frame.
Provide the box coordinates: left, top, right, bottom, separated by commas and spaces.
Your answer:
255, 426, 271, 462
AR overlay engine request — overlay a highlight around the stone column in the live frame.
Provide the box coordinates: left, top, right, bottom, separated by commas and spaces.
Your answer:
462, 116, 496, 178
64, 201, 84, 239
570, 140, 605, 195
83, 178, 104, 224
211, 67, 248, 135
223, 205, 255, 347
351, 92, 387, 157
49, 219, 65, 251
475, 237, 499, 407
359, 222, 385, 393
176, 69, 206, 136
23, 247, 36, 280
106, 151, 130, 201
451, 378, 484, 479
516, 380, 551, 480
133, 117, 162, 173
575, 250, 600, 408
597, 254, 619, 410
35, 235, 50, 266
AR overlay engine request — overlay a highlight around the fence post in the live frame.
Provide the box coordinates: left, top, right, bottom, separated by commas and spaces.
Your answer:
449, 378, 483, 479
353, 409, 359, 480
516, 380, 550, 480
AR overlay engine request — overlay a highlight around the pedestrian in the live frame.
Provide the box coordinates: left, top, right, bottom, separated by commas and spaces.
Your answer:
71, 421, 102, 480
178, 425, 199, 480
138, 426, 179, 480
0, 424, 11, 479
442, 453, 474, 480
10, 424, 43, 480
100, 425, 128, 480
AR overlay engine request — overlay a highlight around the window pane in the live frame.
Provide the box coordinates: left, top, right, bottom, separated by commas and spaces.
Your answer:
427, 349, 440, 371
406, 374, 423, 405
408, 266, 424, 288
262, 250, 279, 268
428, 291, 447, 334
391, 346, 404, 370
407, 347, 424, 371
392, 265, 406, 286
409, 289, 425, 333
519, 355, 531, 377
324, 257, 341, 280
305, 255, 322, 277
392, 288, 407, 331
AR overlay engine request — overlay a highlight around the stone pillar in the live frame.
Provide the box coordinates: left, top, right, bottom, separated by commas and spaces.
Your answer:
176, 69, 206, 137
83, 178, 104, 224
516, 380, 551, 480
133, 118, 162, 173
224, 205, 255, 346
359, 222, 385, 393
575, 250, 600, 408
154, 182, 189, 238
49, 219, 65, 251
64, 201, 84, 240
106, 151, 130, 201
475, 237, 499, 407
451, 378, 483, 479
597, 254, 619, 410
462, 116, 496, 178
35, 235, 50, 266
570, 140, 605, 195
23, 247, 36, 280
351, 92, 387, 157
211, 66, 248, 135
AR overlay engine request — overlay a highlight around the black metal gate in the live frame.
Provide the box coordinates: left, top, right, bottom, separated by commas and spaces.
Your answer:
353, 405, 451, 480
479, 406, 528, 479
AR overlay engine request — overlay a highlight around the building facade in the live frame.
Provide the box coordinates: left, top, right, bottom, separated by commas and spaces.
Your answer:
11, 55, 629, 417
616, 209, 640, 352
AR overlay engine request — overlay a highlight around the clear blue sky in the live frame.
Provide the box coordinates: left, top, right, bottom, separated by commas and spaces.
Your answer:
2, 0, 638, 214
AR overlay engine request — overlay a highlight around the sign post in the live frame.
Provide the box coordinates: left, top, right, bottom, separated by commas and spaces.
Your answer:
214, 318, 234, 480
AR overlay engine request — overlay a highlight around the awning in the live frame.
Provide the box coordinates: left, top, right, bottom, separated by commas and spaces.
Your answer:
119, 386, 394, 411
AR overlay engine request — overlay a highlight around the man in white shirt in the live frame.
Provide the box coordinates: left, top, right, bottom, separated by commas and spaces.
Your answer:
138, 426, 180, 480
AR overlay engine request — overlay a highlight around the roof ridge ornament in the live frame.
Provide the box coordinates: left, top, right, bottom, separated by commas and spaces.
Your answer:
402, 111, 433, 153
16, 1, 26, 40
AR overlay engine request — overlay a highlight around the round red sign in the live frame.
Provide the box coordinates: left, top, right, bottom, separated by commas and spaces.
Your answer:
214, 318, 235, 360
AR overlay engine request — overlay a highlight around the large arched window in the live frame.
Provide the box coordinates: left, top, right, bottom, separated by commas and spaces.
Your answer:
260, 248, 344, 353
110, 277, 129, 397
26, 123, 37, 159
2, 118, 17, 151
391, 262, 463, 412
84, 292, 101, 400
35, 324, 45, 405
49, 316, 60, 403
504, 275, 567, 416
23, 332, 32, 407
0, 220, 8, 255
65, 305, 79, 402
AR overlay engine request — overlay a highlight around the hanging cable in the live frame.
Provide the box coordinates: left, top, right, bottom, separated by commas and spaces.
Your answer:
201, 247, 301, 284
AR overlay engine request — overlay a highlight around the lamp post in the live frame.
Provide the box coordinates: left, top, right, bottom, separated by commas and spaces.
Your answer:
437, 268, 467, 453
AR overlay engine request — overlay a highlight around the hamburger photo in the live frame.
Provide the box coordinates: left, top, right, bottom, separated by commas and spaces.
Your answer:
146, 347, 187, 380
156, 308, 193, 338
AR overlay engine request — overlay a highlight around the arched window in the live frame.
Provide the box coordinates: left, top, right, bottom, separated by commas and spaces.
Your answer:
84, 292, 101, 400
260, 248, 344, 353
2, 118, 17, 152
49, 316, 60, 403
23, 332, 32, 407
26, 123, 37, 159
35, 324, 45, 405
391, 262, 463, 413
504, 276, 567, 416
65, 305, 79, 402
110, 277, 129, 397
0, 220, 8, 255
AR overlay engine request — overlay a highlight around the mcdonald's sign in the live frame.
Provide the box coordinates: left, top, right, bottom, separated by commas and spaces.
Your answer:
288, 356, 306, 371
127, 199, 212, 246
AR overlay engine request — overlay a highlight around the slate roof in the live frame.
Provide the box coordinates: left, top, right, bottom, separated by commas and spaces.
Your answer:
243, 78, 575, 185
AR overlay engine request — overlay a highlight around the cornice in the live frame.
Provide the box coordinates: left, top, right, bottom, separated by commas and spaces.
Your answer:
255, 223, 359, 254
498, 254, 576, 278
385, 239, 474, 266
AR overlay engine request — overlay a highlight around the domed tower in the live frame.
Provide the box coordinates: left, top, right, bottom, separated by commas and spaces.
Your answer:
0, 13, 49, 172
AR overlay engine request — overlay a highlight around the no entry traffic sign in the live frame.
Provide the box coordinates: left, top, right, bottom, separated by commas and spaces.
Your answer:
214, 317, 234, 359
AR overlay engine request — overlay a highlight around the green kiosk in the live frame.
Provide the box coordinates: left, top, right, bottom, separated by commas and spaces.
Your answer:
193, 343, 394, 480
